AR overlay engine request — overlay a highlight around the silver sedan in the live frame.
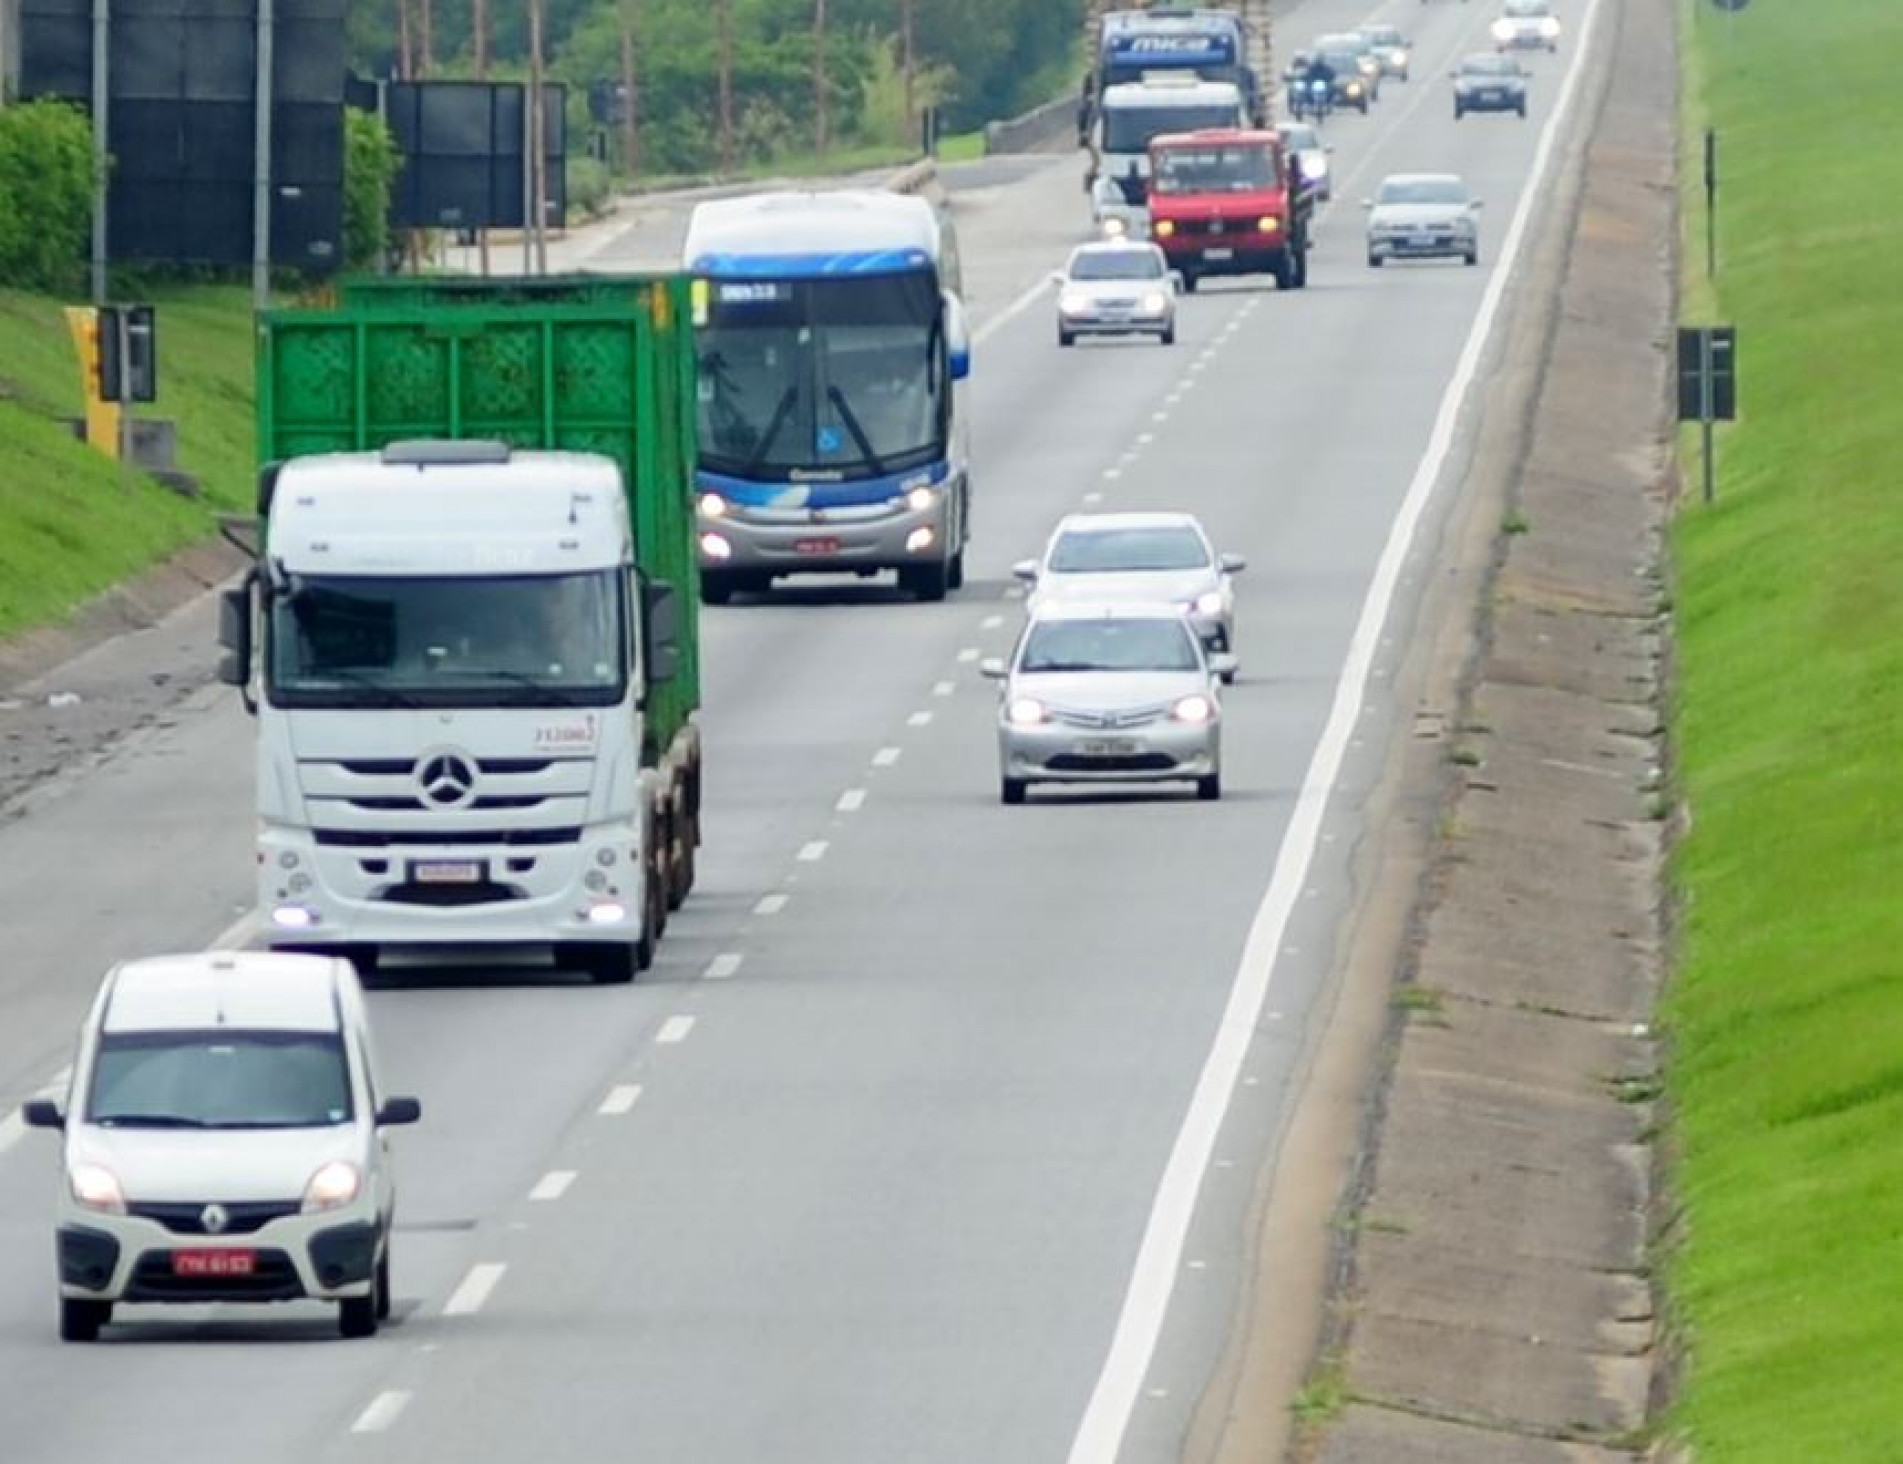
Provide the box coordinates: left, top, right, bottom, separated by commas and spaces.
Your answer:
982, 603, 1234, 804
1013, 510, 1244, 678
1054, 240, 1178, 347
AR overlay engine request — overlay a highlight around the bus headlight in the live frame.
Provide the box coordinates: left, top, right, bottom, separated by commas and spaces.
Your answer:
905, 485, 938, 514
700, 492, 728, 519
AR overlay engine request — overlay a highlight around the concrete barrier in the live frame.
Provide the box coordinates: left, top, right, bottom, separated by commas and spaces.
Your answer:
982, 95, 1079, 156
884, 158, 940, 195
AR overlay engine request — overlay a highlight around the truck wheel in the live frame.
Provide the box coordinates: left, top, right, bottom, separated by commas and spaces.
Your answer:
948, 548, 967, 590
700, 571, 736, 606
571, 940, 640, 984
1292, 247, 1309, 289
899, 561, 951, 602
375, 1251, 392, 1321
1001, 778, 1027, 806
59, 1298, 110, 1343
1179, 272, 1199, 294
667, 798, 695, 911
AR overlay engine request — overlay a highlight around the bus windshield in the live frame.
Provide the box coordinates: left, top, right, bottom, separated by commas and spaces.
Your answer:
696, 271, 947, 481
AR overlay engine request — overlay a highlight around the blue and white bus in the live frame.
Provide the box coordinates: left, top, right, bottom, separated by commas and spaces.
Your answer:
682, 191, 972, 603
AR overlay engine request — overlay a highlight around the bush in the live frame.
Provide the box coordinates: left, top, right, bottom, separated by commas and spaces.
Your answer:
0, 101, 98, 293
566, 155, 614, 220
343, 109, 402, 272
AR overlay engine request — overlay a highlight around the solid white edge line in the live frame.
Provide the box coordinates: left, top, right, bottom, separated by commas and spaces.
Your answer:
528, 1170, 577, 1203
442, 1262, 506, 1317
598, 1083, 643, 1115
656, 1015, 697, 1045
1060, 1, 1612, 1457
350, 1389, 413, 1434
973, 273, 1060, 347
212, 908, 264, 952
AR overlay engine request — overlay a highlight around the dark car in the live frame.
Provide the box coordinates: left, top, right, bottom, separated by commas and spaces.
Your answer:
1314, 45, 1377, 113
1452, 53, 1528, 119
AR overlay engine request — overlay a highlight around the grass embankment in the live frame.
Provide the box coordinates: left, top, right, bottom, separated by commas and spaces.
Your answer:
1666, 1, 1903, 1456
0, 284, 255, 640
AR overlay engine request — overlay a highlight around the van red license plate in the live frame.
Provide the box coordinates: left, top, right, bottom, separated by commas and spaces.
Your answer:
413, 860, 483, 885
173, 1249, 256, 1278
794, 536, 841, 555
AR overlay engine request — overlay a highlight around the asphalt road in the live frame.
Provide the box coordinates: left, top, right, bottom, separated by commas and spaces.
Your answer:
0, 1, 1611, 1458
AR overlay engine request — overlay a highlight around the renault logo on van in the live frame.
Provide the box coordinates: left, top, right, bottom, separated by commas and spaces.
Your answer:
417, 753, 477, 809
200, 1203, 230, 1235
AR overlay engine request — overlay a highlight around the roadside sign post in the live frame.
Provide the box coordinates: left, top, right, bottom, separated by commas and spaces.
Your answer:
1677, 325, 1737, 505
1704, 128, 1717, 279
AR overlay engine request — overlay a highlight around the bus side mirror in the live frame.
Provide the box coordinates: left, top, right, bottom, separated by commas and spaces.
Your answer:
643, 579, 681, 684
944, 291, 971, 381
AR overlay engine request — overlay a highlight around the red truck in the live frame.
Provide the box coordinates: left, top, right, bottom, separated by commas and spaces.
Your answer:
1145, 128, 1311, 293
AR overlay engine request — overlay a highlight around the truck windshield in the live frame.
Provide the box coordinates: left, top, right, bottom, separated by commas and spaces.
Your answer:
267, 570, 626, 709
1151, 143, 1280, 194
696, 271, 947, 482
1102, 104, 1241, 155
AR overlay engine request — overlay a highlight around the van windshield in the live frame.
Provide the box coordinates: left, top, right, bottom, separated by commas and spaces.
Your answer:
87, 1030, 354, 1130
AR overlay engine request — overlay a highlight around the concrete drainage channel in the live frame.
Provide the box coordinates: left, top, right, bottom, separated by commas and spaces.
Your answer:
1286, 0, 1681, 1457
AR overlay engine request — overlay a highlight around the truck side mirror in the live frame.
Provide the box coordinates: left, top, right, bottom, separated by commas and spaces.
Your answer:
944, 291, 971, 381
643, 579, 681, 684
217, 583, 254, 695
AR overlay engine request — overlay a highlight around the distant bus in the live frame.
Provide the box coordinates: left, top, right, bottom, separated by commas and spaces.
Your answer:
682, 191, 972, 604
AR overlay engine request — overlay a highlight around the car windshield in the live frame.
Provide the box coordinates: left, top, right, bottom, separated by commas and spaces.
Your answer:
1069, 249, 1164, 282
697, 270, 948, 480
1050, 527, 1209, 573
1317, 49, 1363, 72
1462, 55, 1517, 75
1020, 618, 1201, 674
1361, 27, 1402, 46
87, 1030, 353, 1130
1102, 103, 1240, 154
268, 571, 626, 710
1378, 178, 1467, 206
1504, 0, 1548, 15
1151, 142, 1279, 194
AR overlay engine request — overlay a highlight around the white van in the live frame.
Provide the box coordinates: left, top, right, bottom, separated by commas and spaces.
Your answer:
23, 951, 420, 1341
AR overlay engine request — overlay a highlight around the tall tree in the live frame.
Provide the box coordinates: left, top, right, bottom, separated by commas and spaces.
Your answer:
716, 0, 735, 171
620, 0, 641, 176
813, 0, 828, 154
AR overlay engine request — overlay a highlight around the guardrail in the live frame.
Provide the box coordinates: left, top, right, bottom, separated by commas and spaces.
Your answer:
983, 96, 1079, 156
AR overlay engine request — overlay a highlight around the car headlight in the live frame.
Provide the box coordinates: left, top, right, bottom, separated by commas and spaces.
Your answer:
1194, 590, 1224, 616
1345, 81, 1362, 97
1059, 290, 1092, 315
904, 485, 938, 514
1154, 219, 1176, 238
302, 1160, 363, 1214
699, 492, 728, 519
70, 1163, 126, 1214
1257, 215, 1281, 234
1491, 19, 1513, 39
1359, 59, 1379, 76
1139, 291, 1168, 315
1007, 696, 1048, 728
1541, 17, 1560, 35
1306, 155, 1329, 178
1171, 694, 1215, 726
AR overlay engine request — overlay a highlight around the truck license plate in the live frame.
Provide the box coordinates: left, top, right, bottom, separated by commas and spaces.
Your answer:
174, 1249, 255, 1277
1203, 247, 1234, 261
413, 860, 483, 885
1079, 738, 1138, 756
794, 536, 841, 555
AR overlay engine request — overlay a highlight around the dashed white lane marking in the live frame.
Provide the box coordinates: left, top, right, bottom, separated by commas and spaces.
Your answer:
1103, 467, 1122, 480
836, 788, 868, 813
1003, 585, 1026, 601
351, 1390, 412, 1434
907, 711, 934, 727
444, 1262, 506, 1317
656, 1015, 697, 1045
1137, 432, 1156, 445
1151, 411, 1169, 423
872, 747, 902, 768
704, 952, 744, 980
956, 647, 980, 663
753, 893, 789, 916
798, 840, 829, 862
529, 1170, 577, 1203
1061, 0, 1612, 1451
598, 1084, 643, 1115
981, 614, 1004, 630
932, 680, 955, 697
1083, 491, 1105, 505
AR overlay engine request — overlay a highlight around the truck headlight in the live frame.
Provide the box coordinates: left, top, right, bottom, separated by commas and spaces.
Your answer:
1257, 216, 1281, 234
1154, 219, 1176, 238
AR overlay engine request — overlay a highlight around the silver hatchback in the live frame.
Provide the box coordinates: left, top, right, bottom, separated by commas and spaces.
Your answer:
982, 603, 1234, 804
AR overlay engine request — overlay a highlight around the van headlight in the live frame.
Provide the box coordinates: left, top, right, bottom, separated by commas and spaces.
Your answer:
70, 1163, 126, 1214
302, 1160, 363, 1213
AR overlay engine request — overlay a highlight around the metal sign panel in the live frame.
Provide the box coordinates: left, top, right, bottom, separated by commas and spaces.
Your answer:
1677, 325, 1737, 422
385, 79, 567, 232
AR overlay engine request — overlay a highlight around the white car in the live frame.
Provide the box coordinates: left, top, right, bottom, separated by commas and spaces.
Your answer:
24, 951, 421, 1342
1493, 0, 1561, 52
1013, 511, 1244, 676
982, 602, 1233, 804
1090, 171, 1151, 240
1365, 173, 1483, 268
1054, 240, 1178, 347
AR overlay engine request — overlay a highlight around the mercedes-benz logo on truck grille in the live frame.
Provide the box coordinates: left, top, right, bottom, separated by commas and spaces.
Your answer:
200, 1203, 230, 1235
417, 753, 477, 809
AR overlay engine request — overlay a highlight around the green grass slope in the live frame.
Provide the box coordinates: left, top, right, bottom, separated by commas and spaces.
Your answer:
1667, 1, 1903, 1455
0, 284, 255, 640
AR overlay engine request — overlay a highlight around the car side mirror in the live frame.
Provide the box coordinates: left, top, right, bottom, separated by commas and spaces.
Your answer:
376, 1096, 423, 1127
1208, 653, 1240, 680
1471, 199, 1486, 210
643, 578, 681, 684
1049, 270, 1066, 288
1011, 559, 1039, 583
979, 658, 1008, 680
22, 1098, 64, 1130
1218, 553, 1247, 574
